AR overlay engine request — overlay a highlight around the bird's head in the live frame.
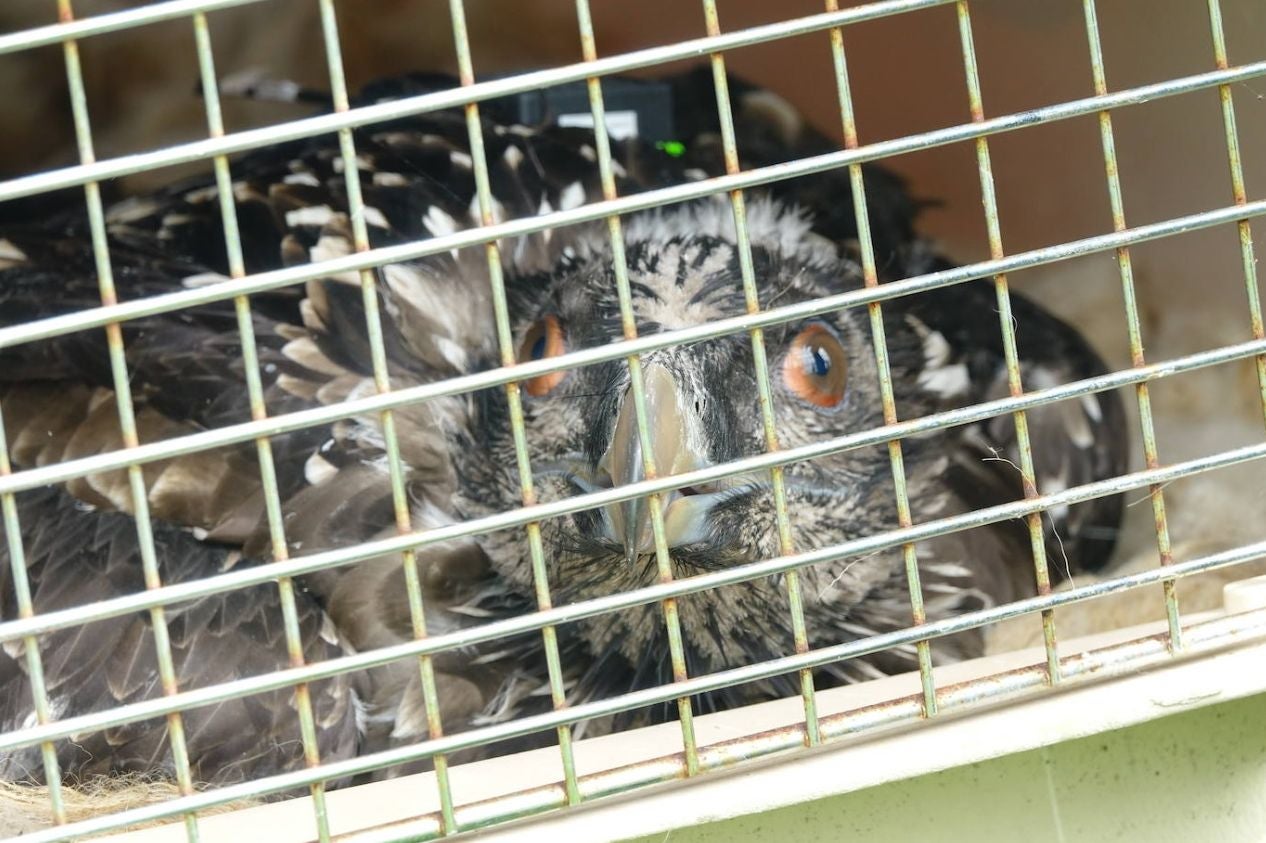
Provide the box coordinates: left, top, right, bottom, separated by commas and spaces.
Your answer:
450, 200, 939, 678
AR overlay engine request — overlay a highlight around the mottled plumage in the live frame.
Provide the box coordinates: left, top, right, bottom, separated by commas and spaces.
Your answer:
0, 71, 1127, 787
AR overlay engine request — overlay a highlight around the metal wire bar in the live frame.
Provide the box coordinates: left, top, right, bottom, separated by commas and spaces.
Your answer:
3, 31, 1264, 206
1, 0, 956, 59
55, 3, 200, 838
0, 337, 1257, 656
368, 602, 1266, 843
3, 198, 1261, 504
313, 1, 460, 829
823, 0, 936, 716
294, 603, 1266, 842
6, 70, 1266, 349
444, 0, 587, 812
573, 0, 701, 775
0, 0, 268, 55
701, 0, 821, 746
11, 537, 1266, 843
1206, 0, 1266, 427
0, 3, 1259, 840
1082, 0, 1182, 650
0, 411, 66, 825
955, 1, 1061, 684
3, 433, 1262, 760
190, 11, 332, 838
0, 0, 951, 68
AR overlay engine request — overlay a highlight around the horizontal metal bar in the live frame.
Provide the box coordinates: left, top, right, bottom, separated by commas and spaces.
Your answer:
418, 605, 1266, 840
0, 335, 1261, 648
0, 41, 1261, 214
12, 540, 1266, 843
0, 0, 948, 59
2, 438, 1264, 758
0, 0, 954, 202
323, 607, 1266, 841
1, 198, 1263, 507
3, 66, 1263, 352
0, 0, 268, 56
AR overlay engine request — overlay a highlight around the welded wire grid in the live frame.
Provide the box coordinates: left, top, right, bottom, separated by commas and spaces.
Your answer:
0, 0, 1263, 839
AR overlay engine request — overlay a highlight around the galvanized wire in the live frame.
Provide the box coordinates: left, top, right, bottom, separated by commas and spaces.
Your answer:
1205, 0, 1266, 428
701, 0, 821, 746
0, 408, 65, 826
2, 199, 1262, 503
0, 336, 1260, 660
573, 0, 701, 775
1, 36, 1262, 207
0, 0, 268, 55
314, 0, 461, 829
189, 8, 336, 838
0, 2, 1262, 840
954, 1, 1062, 684
11, 536, 1266, 843
445, 0, 587, 812
230, 602, 1266, 843
56, 2, 200, 838
823, 0, 937, 717
5, 64, 1266, 346
3, 431, 1262, 762
1082, 0, 1183, 650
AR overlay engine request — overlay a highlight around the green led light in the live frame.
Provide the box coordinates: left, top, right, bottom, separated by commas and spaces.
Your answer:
656, 139, 686, 157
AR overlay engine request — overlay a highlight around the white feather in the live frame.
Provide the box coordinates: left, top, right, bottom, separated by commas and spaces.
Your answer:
181, 272, 231, 288
559, 181, 586, 211
917, 362, 971, 398
304, 453, 339, 485
372, 171, 408, 186
282, 172, 320, 186
357, 206, 390, 230
423, 206, 458, 237
286, 205, 335, 227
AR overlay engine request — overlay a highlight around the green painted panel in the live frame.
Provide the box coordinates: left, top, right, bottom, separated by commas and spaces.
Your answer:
622, 692, 1266, 843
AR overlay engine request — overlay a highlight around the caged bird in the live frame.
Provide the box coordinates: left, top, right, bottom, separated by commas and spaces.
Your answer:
0, 69, 1127, 789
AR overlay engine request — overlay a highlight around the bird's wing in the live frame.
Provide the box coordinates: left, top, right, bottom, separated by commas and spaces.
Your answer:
0, 92, 680, 784
890, 260, 1129, 576
0, 485, 359, 787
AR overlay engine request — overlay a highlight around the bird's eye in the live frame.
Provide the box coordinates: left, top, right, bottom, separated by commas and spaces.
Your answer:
783, 323, 848, 409
518, 315, 567, 397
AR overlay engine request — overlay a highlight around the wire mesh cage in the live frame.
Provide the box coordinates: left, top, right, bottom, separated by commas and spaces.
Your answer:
0, 0, 1264, 840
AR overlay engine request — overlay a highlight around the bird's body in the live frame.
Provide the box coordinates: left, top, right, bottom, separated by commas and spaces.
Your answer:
0, 71, 1127, 787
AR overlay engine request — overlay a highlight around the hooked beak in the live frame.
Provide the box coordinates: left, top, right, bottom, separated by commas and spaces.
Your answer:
598, 364, 715, 562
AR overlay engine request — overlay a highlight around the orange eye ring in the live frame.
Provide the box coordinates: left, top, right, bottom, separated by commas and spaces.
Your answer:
519, 315, 568, 397
782, 323, 848, 409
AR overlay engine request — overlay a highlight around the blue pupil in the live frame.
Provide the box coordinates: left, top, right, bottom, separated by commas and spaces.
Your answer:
530, 334, 548, 360
804, 345, 831, 378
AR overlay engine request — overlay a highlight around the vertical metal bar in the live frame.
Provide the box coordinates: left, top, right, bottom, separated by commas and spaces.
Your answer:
448, 0, 594, 796
697, 0, 821, 747
1082, 0, 1182, 650
1206, 0, 1266, 428
954, 1, 1061, 684
189, 14, 332, 841
55, 1, 202, 838
312, 2, 462, 828
823, 0, 937, 716
0, 415, 66, 826
572, 0, 703, 776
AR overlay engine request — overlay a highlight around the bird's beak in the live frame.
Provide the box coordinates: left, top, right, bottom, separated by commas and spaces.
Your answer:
599, 363, 709, 562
